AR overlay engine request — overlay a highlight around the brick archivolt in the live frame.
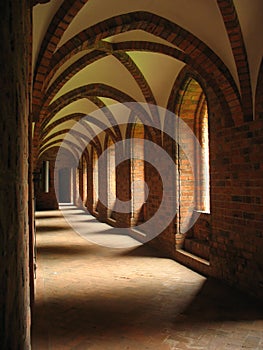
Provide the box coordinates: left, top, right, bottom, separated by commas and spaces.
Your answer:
32, 6, 252, 163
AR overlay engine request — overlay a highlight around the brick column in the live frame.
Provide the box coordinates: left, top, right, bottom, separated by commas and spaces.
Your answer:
0, 0, 31, 348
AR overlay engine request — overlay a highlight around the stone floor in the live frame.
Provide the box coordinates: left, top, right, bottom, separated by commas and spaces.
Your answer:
32, 206, 263, 350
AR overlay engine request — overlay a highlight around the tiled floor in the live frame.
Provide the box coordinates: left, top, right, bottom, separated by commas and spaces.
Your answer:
32, 206, 263, 350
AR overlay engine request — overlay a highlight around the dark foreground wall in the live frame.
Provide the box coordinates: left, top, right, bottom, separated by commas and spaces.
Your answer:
0, 0, 31, 348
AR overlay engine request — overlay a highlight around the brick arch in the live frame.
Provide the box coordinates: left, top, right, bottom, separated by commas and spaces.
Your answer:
44, 36, 236, 129
125, 112, 158, 146
174, 78, 204, 123
40, 125, 101, 154
217, 0, 253, 121
33, 91, 128, 163
39, 140, 65, 156
112, 51, 156, 105
40, 129, 71, 148
43, 11, 242, 125
42, 42, 186, 133
45, 84, 135, 124
45, 41, 185, 92
103, 133, 117, 219
42, 46, 159, 128
35, 83, 135, 138
41, 113, 118, 145
42, 47, 158, 130
86, 96, 122, 142
43, 50, 109, 107
41, 113, 84, 138
39, 135, 96, 163
255, 58, 263, 120
33, 84, 134, 162
32, 0, 90, 118
41, 95, 122, 142
39, 138, 82, 161
167, 66, 234, 128
40, 127, 99, 157
165, 69, 212, 253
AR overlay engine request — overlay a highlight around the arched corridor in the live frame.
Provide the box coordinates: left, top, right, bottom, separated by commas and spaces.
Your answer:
32, 207, 263, 349
0, 0, 263, 348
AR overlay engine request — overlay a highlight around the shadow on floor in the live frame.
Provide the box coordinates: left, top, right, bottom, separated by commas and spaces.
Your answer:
176, 277, 263, 323
36, 225, 69, 233
118, 244, 171, 259
35, 214, 64, 220
32, 277, 263, 348
36, 244, 96, 256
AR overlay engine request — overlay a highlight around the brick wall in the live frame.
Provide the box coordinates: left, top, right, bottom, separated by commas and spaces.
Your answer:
35, 157, 59, 210
209, 111, 263, 298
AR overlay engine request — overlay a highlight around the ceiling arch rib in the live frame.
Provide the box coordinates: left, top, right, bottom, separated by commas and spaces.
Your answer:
37, 84, 140, 158
43, 41, 113, 91
39, 141, 65, 158
37, 24, 238, 132
43, 44, 158, 107
217, 0, 253, 121
49, 55, 146, 106
40, 40, 188, 134
41, 113, 118, 145
41, 130, 71, 148
45, 11, 242, 125
40, 97, 122, 144
40, 84, 136, 130
87, 96, 122, 142
55, 0, 235, 75
40, 127, 100, 158
41, 113, 84, 138
39, 138, 86, 162
44, 40, 186, 101
41, 96, 162, 159
32, 0, 90, 118
112, 51, 156, 102
42, 97, 119, 132
42, 120, 78, 141
43, 45, 163, 127
40, 115, 116, 156
43, 50, 109, 105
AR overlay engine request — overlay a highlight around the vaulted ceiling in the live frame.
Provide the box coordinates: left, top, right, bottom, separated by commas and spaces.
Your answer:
32, 0, 263, 161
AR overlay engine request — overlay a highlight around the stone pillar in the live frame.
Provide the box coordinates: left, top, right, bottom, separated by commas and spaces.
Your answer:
0, 0, 31, 348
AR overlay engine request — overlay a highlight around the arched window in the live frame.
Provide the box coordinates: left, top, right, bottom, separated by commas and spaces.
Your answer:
195, 95, 210, 213
58, 167, 72, 204
106, 136, 116, 220
131, 121, 145, 224
175, 76, 210, 261
82, 154, 88, 207
78, 155, 84, 205
92, 148, 99, 212
176, 78, 210, 234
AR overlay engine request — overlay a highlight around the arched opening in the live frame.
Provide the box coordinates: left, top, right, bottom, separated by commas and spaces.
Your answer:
78, 156, 84, 204
195, 96, 210, 214
92, 148, 99, 213
106, 136, 116, 221
82, 154, 88, 207
58, 167, 72, 204
77, 153, 89, 207
175, 77, 210, 261
131, 121, 146, 225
